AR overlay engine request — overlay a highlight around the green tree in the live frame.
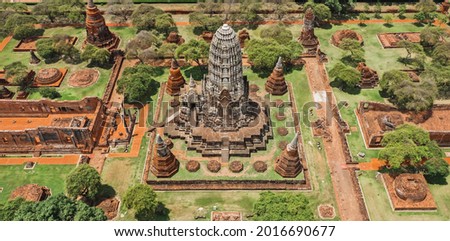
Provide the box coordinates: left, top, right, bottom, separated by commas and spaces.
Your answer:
253, 192, 314, 221
237, 0, 262, 23
383, 14, 394, 27
392, 79, 437, 112
196, 0, 223, 17
260, 24, 293, 44
424, 158, 449, 179
36, 38, 58, 59
65, 164, 102, 201
374, 2, 382, 19
125, 30, 161, 59
358, 13, 369, 26
4, 14, 37, 33
188, 12, 223, 32
131, 5, 164, 32
420, 27, 445, 48
39, 87, 61, 99
312, 3, 332, 23
421, 64, 450, 98
273, 0, 296, 21
432, 42, 450, 66
123, 184, 158, 221
13, 25, 40, 40
246, 38, 302, 71
380, 70, 410, 95
397, 40, 424, 59
106, 0, 134, 23
324, 0, 342, 14
117, 64, 160, 102
0, 198, 29, 221
380, 124, 445, 172
398, 4, 407, 19
175, 39, 209, 66
414, 0, 437, 24
155, 13, 176, 36
329, 62, 360, 87
338, 38, 364, 65
33, 0, 84, 24
158, 43, 178, 58
13, 194, 106, 221
81, 44, 111, 66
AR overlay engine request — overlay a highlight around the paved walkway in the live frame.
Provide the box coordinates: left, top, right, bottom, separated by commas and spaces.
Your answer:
0, 155, 79, 165
303, 57, 368, 221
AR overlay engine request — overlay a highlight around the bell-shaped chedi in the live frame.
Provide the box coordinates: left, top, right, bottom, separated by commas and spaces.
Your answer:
150, 134, 179, 178
275, 132, 303, 178
29, 50, 41, 65
166, 58, 186, 96
166, 31, 185, 45
356, 62, 379, 88
265, 57, 288, 95
0, 85, 14, 99
85, 0, 119, 51
298, 7, 319, 50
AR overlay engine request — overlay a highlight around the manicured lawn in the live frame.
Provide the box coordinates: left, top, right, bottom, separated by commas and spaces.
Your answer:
0, 165, 75, 203
359, 171, 450, 220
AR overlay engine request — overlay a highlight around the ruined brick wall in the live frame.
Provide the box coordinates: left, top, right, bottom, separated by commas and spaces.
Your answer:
0, 97, 105, 155
0, 97, 102, 117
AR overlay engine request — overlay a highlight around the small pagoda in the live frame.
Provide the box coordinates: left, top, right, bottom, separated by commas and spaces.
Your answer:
356, 62, 379, 88
29, 50, 41, 65
150, 134, 179, 178
166, 31, 185, 45
274, 132, 303, 178
84, 0, 119, 51
238, 29, 250, 48
298, 7, 319, 52
265, 57, 287, 95
166, 58, 186, 96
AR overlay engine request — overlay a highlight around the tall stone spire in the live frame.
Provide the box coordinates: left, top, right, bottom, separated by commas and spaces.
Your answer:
166, 58, 185, 96
189, 74, 196, 89
150, 134, 179, 177
274, 132, 303, 178
84, 0, 119, 50
265, 56, 287, 95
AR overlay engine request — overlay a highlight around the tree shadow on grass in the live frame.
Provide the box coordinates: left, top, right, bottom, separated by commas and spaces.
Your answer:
425, 175, 448, 185
330, 79, 361, 95
182, 65, 208, 80
153, 202, 170, 221
383, 23, 394, 28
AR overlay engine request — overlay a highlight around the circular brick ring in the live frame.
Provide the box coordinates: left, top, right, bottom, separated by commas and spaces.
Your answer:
253, 161, 267, 173
277, 127, 289, 136
229, 161, 244, 173
186, 160, 200, 172
275, 111, 286, 121
278, 141, 288, 150
207, 160, 221, 173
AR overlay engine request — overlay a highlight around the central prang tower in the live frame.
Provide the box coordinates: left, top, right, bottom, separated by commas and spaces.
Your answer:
84, 0, 119, 51
202, 24, 250, 131
165, 24, 272, 162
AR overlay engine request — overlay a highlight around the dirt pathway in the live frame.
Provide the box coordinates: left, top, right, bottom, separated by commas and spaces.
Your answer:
303, 57, 368, 221
0, 155, 79, 165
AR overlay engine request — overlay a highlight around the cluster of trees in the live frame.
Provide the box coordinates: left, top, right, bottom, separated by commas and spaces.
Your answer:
117, 64, 161, 102
131, 5, 176, 35
381, 70, 437, 112
125, 31, 179, 63
246, 24, 302, 71
380, 124, 449, 180
81, 44, 111, 67
414, 0, 438, 25
36, 35, 80, 63
32, 0, 85, 24
39, 87, 61, 99
0, 13, 39, 40
253, 191, 314, 221
123, 184, 163, 221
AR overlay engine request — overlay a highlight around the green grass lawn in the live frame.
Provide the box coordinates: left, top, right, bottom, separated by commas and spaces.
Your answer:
0, 165, 75, 203
359, 171, 450, 220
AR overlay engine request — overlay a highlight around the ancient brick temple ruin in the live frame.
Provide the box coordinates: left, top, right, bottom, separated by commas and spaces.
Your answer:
275, 133, 303, 178
150, 134, 179, 177
166, 58, 186, 96
265, 57, 287, 95
298, 7, 319, 53
85, 0, 119, 50
356, 62, 379, 88
331, 30, 363, 47
0, 97, 105, 155
356, 102, 450, 147
165, 24, 272, 162
165, 31, 185, 45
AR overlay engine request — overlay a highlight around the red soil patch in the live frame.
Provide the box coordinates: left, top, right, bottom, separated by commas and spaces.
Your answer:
96, 197, 120, 220
318, 204, 336, 219
207, 160, 221, 173
445, 157, 450, 164
359, 158, 387, 171
68, 69, 99, 87
229, 161, 244, 173
253, 161, 267, 173
277, 127, 288, 136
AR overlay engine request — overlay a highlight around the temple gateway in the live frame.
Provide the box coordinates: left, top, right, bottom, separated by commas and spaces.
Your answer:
165, 24, 273, 162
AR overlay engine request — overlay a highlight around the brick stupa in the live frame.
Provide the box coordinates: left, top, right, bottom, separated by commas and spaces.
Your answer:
84, 0, 119, 51
275, 132, 303, 178
265, 57, 287, 95
0, 86, 14, 99
150, 134, 179, 178
356, 62, 379, 88
166, 58, 186, 96
298, 7, 319, 51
